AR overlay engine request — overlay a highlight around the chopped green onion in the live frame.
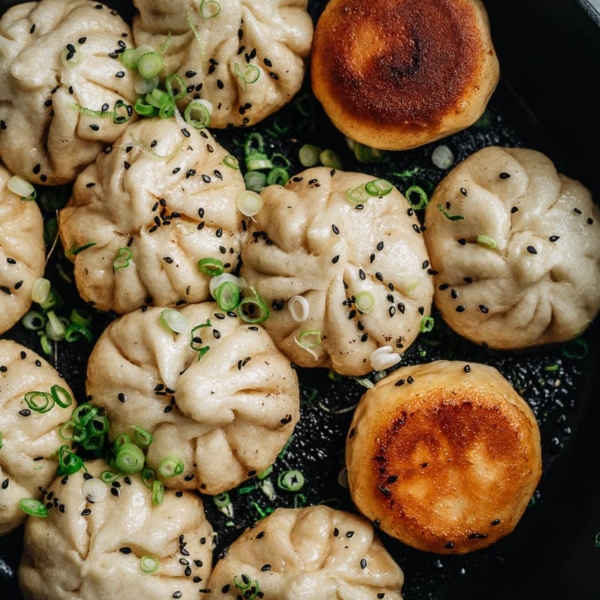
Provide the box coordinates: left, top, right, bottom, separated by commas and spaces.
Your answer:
544, 364, 559, 372
431, 145, 455, 169
112, 100, 133, 125
214, 281, 241, 312
113, 433, 131, 450
137, 51, 164, 79
70, 308, 92, 328
66, 242, 97, 256
19, 498, 48, 518
234, 62, 260, 89
244, 170, 267, 192
141, 467, 156, 489
87, 413, 109, 436
294, 329, 322, 359
140, 555, 160, 574
256, 465, 273, 480
355, 292, 375, 314
234, 574, 260, 599
130, 425, 153, 447
190, 320, 211, 360
405, 281, 419, 297
157, 454, 184, 478
405, 185, 429, 210
277, 470, 305, 492
369, 346, 401, 371
288, 295, 309, 323
245, 152, 273, 171
152, 479, 164, 504
365, 178, 393, 197
197, 0, 221, 17
119, 47, 138, 70
51, 384, 73, 408
319, 149, 343, 170
21, 311, 46, 331
83, 478, 107, 503
38, 288, 59, 311
165, 73, 186, 100
184, 99, 212, 129
113, 247, 133, 270
561, 338, 588, 359
223, 155, 239, 170
244, 133, 265, 156
46, 310, 66, 341
134, 97, 157, 116
350, 141, 384, 163
39, 333, 52, 356
24, 391, 53, 413
266, 167, 289, 186
393, 167, 421, 179
293, 92, 315, 117
214, 492, 231, 508
420, 316, 435, 333
57, 445, 84, 475
159, 309, 189, 334
31, 278, 51, 304
100, 470, 121, 484
294, 493, 308, 508
298, 144, 322, 168
437, 204, 465, 221
238, 286, 269, 324
7, 175, 36, 201
346, 184, 370, 205
72, 403, 99, 428
64, 323, 93, 343
115, 443, 146, 474
237, 190, 263, 217
477, 235, 497, 249
198, 257, 224, 277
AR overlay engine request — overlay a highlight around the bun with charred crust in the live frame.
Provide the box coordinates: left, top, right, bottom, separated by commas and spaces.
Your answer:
311, 0, 500, 151
346, 360, 542, 554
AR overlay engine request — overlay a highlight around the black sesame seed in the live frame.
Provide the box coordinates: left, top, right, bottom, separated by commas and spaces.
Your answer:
458, 238, 467, 245
1, 479, 8, 490
115, 71, 125, 78
491, 518, 501, 526
527, 245, 537, 254
460, 187, 468, 196
479, 305, 489, 314
499, 172, 511, 179
588, 218, 594, 225
19, 409, 31, 417
549, 235, 560, 242
332, 255, 340, 264
360, 559, 367, 569
119, 547, 132, 554
456, 305, 465, 312
332, 224, 340, 235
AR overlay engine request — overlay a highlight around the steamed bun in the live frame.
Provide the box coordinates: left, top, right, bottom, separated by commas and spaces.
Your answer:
86, 303, 299, 495
0, 0, 138, 186
240, 167, 434, 376
58, 117, 245, 314
207, 505, 404, 600
346, 360, 542, 554
423, 146, 600, 349
132, 0, 313, 128
0, 340, 77, 536
0, 165, 45, 335
18, 459, 215, 600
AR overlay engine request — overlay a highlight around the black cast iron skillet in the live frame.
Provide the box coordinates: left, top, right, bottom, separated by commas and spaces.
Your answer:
0, 0, 599, 598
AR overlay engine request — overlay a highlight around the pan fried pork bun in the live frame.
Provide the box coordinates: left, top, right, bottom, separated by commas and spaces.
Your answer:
0, 340, 77, 536
0, 0, 137, 186
424, 146, 600, 349
207, 505, 405, 600
0, 166, 45, 335
58, 117, 245, 314
311, 0, 499, 151
132, 0, 313, 128
346, 360, 542, 554
86, 302, 299, 495
240, 167, 434, 376
18, 459, 215, 600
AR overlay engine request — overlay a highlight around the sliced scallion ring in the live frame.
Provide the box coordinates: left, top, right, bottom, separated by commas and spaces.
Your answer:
405, 185, 429, 210
237, 190, 263, 217
157, 454, 185, 478
437, 203, 464, 221
420, 316, 435, 333
19, 498, 48, 518
61, 45, 82, 68
365, 178, 393, 197
234, 62, 260, 89
197, 0, 221, 18
319, 149, 343, 170
51, 384, 73, 408
24, 391, 53, 413
288, 295, 309, 322
477, 235, 497, 249
277, 470, 305, 492
141, 467, 156, 489
213, 492, 231, 508
244, 170, 267, 192
214, 281, 241, 311
113, 247, 133, 270
369, 346, 402, 371
298, 144, 322, 167
166, 73, 186, 100
245, 152, 273, 172
184, 99, 212, 129
159, 309, 189, 334
46, 310, 66, 341
31, 278, 51, 305
151, 479, 165, 504
115, 443, 146, 474
198, 257, 225, 277
355, 292, 375, 314
137, 51, 164, 79
57, 445, 84, 475
266, 167, 289, 186
431, 144, 455, 169
7, 175, 36, 201
83, 478, 108, 503
294, 329, 322, 359
223, 154, 239, 170
100, 470, 121, 484
140, 555, 160, 574
119, 47, 139, 70
238, 286, 269, 324
21, 311, 46, 331
130, 425, 153, 447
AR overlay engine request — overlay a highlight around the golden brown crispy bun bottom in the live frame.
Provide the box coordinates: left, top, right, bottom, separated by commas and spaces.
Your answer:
346, 360, 542, 554
311, 0, 500, 151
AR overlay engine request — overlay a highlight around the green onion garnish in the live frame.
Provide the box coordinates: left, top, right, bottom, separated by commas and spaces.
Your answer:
159, 309, 189, 334
61, 45, 82, 68
137, 51, 164, 79
115, 443, 146, 474
130, 425, 153, 447
7, 175, 36, 201
100, 470, 121, 484
244, 133, 265, 156
277, 470, 305, 492
266, 167, 289, 186
66, 242, 97, 256
234, 574, 260, 600
234, 62, 260, 90
31, 278, 51, 304
113, 247, 133, 269
477, 235, 497, 249
184, 99, 212, 129
197, 257, 224, 277
298, 144, 322, 167
355, 292, 375, 314
405, 185, 429, 210
214, 281, 241, 312
319, 149, 343, 170
237, 190, 263, 217
245, 152, 273, 172
561, 338, 588, 359
157, 454, 184, 478
24, 391, 53, 413
365, 178, 393, 197
294, 329, 322, 359
190, 321, 211, 361
19, 498, 48, 518
244, 171, 267, 193
141, 467, 156, 489
351, 141, 384, 163
238, 286, 269, 324
223, 155, 239, 170
51, 384, 73, 408
420, 316, 435, 333
57, 444, 84, 476
165, 73, 186, 100
21, 310, 46, 331
197, 0, 221, 18
437, 204, 465, 221
152, 479, 165, 505
140, 555, 160, 574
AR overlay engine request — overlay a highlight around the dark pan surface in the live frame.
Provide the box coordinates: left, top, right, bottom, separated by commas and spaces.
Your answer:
1, 1, 599, 598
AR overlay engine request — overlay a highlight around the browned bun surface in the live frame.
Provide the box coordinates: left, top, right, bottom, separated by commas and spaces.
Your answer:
311, 0, 500, 150
346, 360, 542, 554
